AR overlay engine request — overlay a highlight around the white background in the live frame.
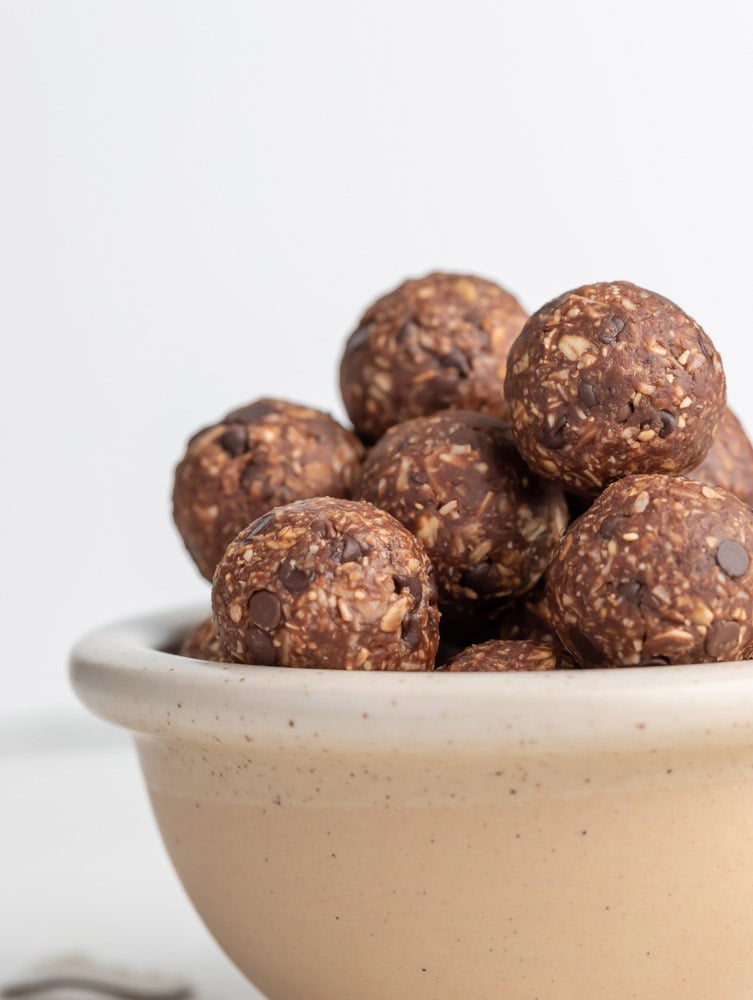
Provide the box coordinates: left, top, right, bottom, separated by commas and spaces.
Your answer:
1, 0, 752, 993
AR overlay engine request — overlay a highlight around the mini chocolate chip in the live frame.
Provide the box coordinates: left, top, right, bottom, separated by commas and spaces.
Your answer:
410, 471, 429, 486
598, 515, 624, 540
245, 626, 277, 665
716, 540, 749, 578
460, 561, 499, 595
578, 381, 598, 409
598, 315, 625, 344
224, 400, 279, 424
248, 590, 283, 631
331, 535, 362, 564
438, 346, 471, 377
706, 619, 741, 659
394, 574, 423, 607
217, 426, 248, 457
401, 613, 424, 651
569, 628, 604, 667
243, 512, 275, 540
542, 413, 567, 450
310, 518, 336, 539
617, 580, 644, 604
658, 411, 676, 438
347, 324, 371, 351
279, 564, 313, 594
638, 656, 671, 666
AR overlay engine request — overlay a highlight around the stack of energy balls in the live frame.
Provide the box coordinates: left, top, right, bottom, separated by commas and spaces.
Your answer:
173, 274, 753, 672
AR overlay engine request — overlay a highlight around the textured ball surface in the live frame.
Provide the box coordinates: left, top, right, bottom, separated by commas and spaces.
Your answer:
212, 497, 440, 670
505, 281, 725, 495
546, 475, 753, 666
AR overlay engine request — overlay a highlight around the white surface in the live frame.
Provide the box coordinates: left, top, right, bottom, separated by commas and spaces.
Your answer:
2, 0, 753, 714
0, 709, 263, 998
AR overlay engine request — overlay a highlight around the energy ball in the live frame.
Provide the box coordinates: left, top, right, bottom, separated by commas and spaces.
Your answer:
340, 272, 528, 442
212, 497, 440, 670
355, 410, 569, 617
445, 639, 565, 672
173, 398, 364, 580
546, 475, 753, 667
179, 616, 226, 662
689, 407, 753, 507
505, 281, 726, 495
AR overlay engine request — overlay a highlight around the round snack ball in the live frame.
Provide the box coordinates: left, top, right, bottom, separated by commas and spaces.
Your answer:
173, 398, 364, 580
340, 272, 528, 442
445, 639, 565, 672
355, 410, 569, 618
546, 475, 753, 667
212, 497, 439, 671
179, 616, 227, 662
689, 407, 753, 507
505, 281, 726, 496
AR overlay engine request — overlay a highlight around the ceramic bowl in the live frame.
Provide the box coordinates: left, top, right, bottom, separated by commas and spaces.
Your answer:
70, 606, 753, 1000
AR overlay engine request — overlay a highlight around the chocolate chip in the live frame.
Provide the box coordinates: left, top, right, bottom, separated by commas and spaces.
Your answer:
598, 315, 625, 344
310, 518, 336, 539
598, 515, 624, 539
247, 590, 283, 631
716, 539, 749, 578
217, 426, 248, 457
401, 613, 424, 651
460, 561, 498, 595
243, 512, 275, 540
617, 580, 644, 604
394, 574, 422, 607
331, 534, 362, 563
245, 626, 277, 665
279, 564, 313, 594
578, 381, 598, 409
705, 619, 741, 659
223, 400, 279, 424
438, 346, 471, 377
638, 656, 671, 666
348, 324, 371, 351
569, 628, 604, 667
542, 413, 567, 450
658, 411, 676, 438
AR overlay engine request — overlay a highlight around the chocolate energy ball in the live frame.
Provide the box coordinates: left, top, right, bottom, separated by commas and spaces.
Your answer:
179, 616, 227, 662
546, 475, 753, 667
173, 398, 364, 580
689, 407, 753, 507
355, 410, 569, 617
212, 497, 439, 671
505, 281, 726, 495
340, 272, 528, 442
445, 639, 564, 672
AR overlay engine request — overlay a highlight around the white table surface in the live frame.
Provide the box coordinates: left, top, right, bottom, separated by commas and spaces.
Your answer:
0, 708, 264, 998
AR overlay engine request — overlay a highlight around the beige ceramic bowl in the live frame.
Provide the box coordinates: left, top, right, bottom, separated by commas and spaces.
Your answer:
71, 606, 753, 1000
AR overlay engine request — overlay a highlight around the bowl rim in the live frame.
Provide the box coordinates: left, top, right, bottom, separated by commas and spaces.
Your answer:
69, 604, 753, 755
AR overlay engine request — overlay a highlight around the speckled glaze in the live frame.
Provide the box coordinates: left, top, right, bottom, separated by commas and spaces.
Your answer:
71, 607, 753, 1000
